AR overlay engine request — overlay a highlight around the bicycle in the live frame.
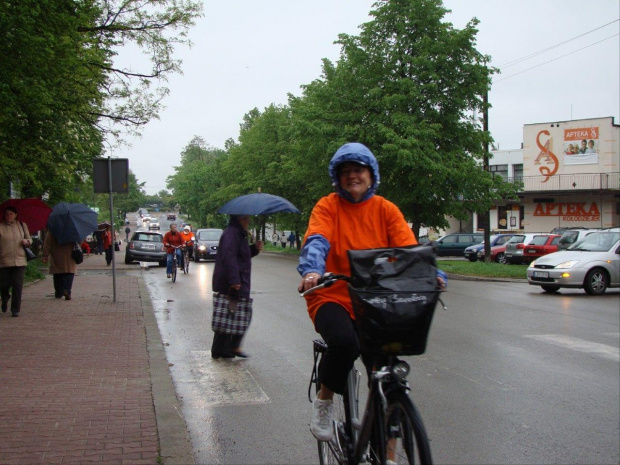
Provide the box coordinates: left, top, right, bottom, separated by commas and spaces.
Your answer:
302, 246, 445, 465
168, 245, 183, 283
182, 243, 190, 274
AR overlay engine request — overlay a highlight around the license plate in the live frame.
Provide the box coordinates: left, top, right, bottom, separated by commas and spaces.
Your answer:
527, 249, 536, 254
143, 244, 155, 250
533, 271, 549, 278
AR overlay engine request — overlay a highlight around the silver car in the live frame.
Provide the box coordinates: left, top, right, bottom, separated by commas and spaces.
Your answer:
527, 229, 620, 295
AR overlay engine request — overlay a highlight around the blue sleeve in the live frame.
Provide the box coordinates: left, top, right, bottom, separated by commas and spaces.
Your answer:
297, 234, 330, 276
436, 269, 448, 288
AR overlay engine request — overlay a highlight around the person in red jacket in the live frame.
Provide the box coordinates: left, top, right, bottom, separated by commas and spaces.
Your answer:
163, 224, 184, 278
103, 225, 112, 266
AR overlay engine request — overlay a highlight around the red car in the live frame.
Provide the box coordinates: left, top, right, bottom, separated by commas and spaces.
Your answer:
477, 244, 509, 264
522, 234, 562, 264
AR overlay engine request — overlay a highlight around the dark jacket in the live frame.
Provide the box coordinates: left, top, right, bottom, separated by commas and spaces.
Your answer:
212, 220, 259, 299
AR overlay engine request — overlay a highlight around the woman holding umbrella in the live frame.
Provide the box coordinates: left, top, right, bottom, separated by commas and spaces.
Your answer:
211, 215, 263, 358
42, 232, 77, 300
0, 206, 32, 317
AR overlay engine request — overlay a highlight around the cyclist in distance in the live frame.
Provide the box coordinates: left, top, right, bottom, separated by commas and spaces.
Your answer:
297, 142, 447, 442
163, 223, 184, 279
180, 225, 195, 264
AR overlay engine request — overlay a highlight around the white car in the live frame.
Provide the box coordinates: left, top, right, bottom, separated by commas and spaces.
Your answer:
527, 229, 620, 295
148, 221, 160, 230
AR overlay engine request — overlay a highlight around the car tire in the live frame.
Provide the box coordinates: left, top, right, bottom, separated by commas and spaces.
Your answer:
541, 285, 560, 293
583, 268, 608, 295
193, 255, 199, 262
468, 256, 477, 262
495, 253, 506, 264
125, 255, 132, 265
159, 259, 166, 267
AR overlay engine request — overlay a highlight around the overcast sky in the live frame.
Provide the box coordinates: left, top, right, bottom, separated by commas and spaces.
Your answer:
113, 0, 620, 195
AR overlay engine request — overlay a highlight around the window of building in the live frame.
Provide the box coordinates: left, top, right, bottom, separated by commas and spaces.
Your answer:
513, 164, 523, 182
490, 164, 508, 179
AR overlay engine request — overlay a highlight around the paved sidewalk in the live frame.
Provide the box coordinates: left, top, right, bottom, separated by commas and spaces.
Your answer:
0, 250, 194, 464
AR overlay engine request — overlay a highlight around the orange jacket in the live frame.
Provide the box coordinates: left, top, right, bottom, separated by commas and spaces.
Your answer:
301, 193, 417, 322
180, 231, 194, 246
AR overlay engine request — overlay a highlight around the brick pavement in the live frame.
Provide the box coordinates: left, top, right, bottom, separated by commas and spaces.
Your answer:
0, 248, 193, 465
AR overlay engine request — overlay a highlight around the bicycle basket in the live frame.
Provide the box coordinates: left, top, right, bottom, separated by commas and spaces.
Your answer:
347, 245, 440, 355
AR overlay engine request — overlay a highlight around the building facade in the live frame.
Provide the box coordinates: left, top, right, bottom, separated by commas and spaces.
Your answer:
454, 116, 619, 236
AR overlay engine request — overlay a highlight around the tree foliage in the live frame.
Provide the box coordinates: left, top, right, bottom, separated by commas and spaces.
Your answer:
168, 0, 520, 236
0, 0, 202, 201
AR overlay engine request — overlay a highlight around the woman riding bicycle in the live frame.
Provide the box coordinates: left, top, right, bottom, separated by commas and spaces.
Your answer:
297, 142, 446, 442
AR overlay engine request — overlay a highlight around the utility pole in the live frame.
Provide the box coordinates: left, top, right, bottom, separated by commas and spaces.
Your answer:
483, 90, 491, 262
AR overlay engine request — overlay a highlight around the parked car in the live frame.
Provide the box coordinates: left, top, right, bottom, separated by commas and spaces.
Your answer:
527, 229, 620, 295
504, 233, 548, 264
193, 228, 223, 261
463, 234, 515, 262
557, 228, 601, 250
167, 214, 176, 221
148, 221, 160, 230
125, 231, 166, 266
521, 234, 562, 264
477, 243, 509, 263
434, 233, 484, 257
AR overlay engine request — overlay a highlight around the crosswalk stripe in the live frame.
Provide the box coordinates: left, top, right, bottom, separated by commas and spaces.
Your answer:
526, 334, 619, 362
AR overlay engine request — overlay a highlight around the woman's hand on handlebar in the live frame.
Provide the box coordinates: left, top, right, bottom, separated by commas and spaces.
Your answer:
298, 272, 321, 293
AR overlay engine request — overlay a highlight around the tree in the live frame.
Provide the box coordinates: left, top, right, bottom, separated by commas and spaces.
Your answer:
0, 0, 203, 201
293, 0, 520, 235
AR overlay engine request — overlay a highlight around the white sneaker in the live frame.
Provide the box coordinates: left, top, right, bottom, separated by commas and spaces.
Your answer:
310, 398, 334, 441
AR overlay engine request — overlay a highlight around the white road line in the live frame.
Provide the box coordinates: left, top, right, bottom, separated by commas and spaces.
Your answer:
526, 334, 619, 362
187, 351, 270, 407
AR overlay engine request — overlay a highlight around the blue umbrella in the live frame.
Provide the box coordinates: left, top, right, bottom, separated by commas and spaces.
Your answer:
47, 202, 99, 244
218, 193, 301, 215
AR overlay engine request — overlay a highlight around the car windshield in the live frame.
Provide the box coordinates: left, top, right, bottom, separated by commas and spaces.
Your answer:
133, 233, 162, 242
507, 235, 525, 244
529, 235, 550, 246
198, 230, 222, 241
568, 232, 619, 252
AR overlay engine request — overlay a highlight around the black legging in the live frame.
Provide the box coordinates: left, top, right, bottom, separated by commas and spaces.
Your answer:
313, 302, 361, 395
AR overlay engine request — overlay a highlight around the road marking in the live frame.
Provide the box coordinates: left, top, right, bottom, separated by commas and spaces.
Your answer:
187, 351, 270, 406
525, 335, 619, 362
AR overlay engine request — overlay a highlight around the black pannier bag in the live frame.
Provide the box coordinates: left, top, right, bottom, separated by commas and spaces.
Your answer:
347, 245, 440, 356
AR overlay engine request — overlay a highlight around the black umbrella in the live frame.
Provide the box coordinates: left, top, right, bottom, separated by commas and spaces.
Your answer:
218, 193, 301, 215
47, 202, 99, 244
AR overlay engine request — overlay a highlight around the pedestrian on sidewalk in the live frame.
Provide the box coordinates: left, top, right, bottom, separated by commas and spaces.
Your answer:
288, 231, 295, 249
125, 226, 131, 241
42, 231, 77, 300
211, 215, 263, 359
280, 231, 287, 249
103, 225, 113, 266
0, 206, 32, 317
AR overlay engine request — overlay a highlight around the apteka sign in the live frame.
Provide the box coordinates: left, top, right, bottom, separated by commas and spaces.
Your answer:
533, 202, 600, 222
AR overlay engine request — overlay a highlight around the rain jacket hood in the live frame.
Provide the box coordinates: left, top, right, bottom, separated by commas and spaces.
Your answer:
328, 143, 380, 203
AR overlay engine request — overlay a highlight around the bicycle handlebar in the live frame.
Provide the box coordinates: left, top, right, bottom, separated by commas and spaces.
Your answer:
299, 272, 350, 297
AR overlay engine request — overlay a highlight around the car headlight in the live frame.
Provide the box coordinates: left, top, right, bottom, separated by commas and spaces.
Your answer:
555, 260, 579, 269
198, 245, 206, 251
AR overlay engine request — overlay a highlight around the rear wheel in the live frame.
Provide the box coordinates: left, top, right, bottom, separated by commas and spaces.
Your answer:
495, 252, 506, 264
584, 268, 608, 295
124, 255, 132, 265
541, 285, 560, 293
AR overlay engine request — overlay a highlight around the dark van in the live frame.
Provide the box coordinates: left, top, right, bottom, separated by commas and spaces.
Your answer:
435, 233, 484, 257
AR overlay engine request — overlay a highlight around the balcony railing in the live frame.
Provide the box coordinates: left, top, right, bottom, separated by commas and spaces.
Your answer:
503, 172, 620, 192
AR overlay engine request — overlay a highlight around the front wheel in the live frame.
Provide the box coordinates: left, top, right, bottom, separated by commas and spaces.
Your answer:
379, 391, 433, 465
495, 252, 506, 264
171, 260, 177, 283
584, 268, 608, 295
184, 253, 189, 274
541, 285, 560, 293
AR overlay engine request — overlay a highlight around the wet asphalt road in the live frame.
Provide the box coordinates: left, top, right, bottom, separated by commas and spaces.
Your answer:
140, 251, 619, 465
